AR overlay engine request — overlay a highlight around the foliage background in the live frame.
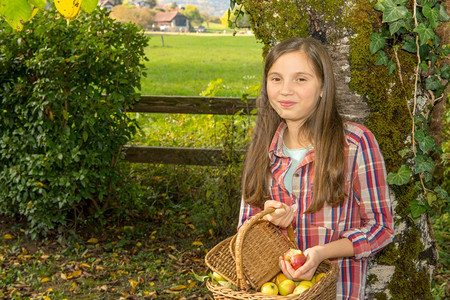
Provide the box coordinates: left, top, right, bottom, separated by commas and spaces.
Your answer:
0, 7, 148, 239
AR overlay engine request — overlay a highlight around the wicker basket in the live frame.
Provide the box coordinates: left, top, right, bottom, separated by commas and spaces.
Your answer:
205, 208, 339, 299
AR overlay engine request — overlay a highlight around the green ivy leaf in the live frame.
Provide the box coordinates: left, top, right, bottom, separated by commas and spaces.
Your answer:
419, 60, 428, 73
438, 4, 450, 22
389, 19, 406, 35
81, 0, 98, 14
370, 33, 386, 54
413, 23, 435, 45
416, 132, 435, 153
387, 164, 412, 185
414, 154, 435, 174
375, 50, 389, 66
422, 4, 440, 29
402, 37, 417, 53
388, 60, 396, 75
382, 0, 409, 23
426, 193, 437, 206
398, 148, 410, 158
0, 0, 32, 31
439, 64, 449, 80
374, 0, 385, 12
425, 76, 443, 91
409, 199, 428, 219
434, 186, 449, 201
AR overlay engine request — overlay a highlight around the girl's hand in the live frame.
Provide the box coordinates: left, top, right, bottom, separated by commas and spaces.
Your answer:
263, 200, 295, 228
278, 246, 324, 281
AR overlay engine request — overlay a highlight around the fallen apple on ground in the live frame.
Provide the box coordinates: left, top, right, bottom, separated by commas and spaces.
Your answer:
283, 248, 307, 270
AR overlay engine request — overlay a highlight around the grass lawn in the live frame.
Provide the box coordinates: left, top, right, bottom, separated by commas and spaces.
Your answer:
142, 34, 263, 97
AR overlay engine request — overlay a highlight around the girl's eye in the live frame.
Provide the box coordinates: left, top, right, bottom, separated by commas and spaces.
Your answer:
296, 77, 306, 82
270, 77, 281, 82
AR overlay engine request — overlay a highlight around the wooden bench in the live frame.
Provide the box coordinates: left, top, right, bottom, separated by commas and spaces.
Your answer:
123, 95, 257, 166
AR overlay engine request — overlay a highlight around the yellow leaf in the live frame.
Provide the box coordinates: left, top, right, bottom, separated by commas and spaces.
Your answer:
87, 237, 98, 244
43, 296, 51, 300
129, 279, 138, 289
54, 0, 83, 20
67, 270, 82, 279
41, 277, 51, 282
192, 241, 203, 246
136, 242, 142, 247
3, 234, 14, 240
79, 263, 91, 269
170, 285, 187, 291
187, 224, 196, 230
60, 273, 67, 280
69, 282, 77, 292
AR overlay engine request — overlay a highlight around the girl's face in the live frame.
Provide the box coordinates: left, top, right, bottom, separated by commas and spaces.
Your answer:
267, 51, 323, 128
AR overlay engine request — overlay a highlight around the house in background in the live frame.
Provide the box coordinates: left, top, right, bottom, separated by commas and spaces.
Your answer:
98, 0, 114, 10
153, 11, 190, 32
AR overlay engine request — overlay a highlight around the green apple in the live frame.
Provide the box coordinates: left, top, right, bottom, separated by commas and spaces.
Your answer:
278, 279, 296, 296
292, 282, 311, 295
260, 282, 278, 295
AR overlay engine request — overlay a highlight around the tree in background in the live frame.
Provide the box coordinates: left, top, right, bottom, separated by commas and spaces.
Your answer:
221, 5, 250, 29
143, 0, 157, 8
110, 5, 155, 30
181, 4, 204, 26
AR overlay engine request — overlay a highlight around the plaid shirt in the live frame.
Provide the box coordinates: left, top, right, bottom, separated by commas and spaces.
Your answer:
238, 121, 394, 299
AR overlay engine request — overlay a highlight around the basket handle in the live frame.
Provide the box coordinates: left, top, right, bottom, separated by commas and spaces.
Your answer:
234, 207, 296, 290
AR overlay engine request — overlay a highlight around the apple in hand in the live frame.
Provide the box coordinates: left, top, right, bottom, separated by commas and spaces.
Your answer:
283, 248, 307, 270
260, 282, 278, 295
278, 279, 296, 296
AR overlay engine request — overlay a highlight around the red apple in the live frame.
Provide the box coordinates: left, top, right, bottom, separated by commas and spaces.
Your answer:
283, 249, 307, 270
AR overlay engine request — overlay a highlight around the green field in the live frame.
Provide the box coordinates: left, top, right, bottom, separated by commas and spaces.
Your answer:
132, 34, 263, 147
142, 34, 264, 97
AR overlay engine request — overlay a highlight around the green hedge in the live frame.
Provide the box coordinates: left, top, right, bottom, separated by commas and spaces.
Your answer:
0, 7, 149, 239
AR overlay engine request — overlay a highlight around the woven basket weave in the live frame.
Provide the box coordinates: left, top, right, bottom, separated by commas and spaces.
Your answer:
205, 208, 339, 299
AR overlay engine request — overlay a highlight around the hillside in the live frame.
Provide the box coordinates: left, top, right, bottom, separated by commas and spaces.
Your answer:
157, 0, 230, 17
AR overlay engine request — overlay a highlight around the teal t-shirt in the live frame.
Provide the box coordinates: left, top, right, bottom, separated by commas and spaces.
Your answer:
282, 143, 309, 194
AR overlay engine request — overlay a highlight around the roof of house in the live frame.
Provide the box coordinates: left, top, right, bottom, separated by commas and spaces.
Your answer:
99, 0, 114, 6
154, 11, 185, 23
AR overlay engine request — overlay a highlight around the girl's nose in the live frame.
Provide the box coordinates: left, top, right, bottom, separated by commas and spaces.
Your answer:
280, 81, 294, 95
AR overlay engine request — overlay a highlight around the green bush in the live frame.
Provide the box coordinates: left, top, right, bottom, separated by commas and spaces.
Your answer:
0, 7, 149, 239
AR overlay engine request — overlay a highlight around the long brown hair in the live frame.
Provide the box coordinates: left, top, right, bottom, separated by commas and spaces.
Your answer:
241, 37, 345, 213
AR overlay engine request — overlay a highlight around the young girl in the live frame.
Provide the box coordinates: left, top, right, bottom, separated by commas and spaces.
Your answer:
238, 37, 394, 299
